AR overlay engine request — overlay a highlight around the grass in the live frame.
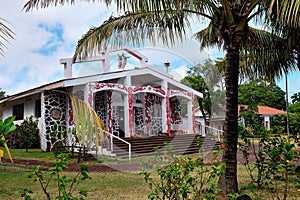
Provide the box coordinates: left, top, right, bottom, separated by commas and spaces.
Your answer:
0, 148, 55, 162
0, 148, 299, 199
0, 163, 150, 200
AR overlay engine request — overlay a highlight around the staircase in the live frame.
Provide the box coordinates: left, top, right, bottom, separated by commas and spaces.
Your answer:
110, 134, 220, 159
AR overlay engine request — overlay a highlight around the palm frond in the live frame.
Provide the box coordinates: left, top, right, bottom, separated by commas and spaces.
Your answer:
239, 27, 297, 82
23, 0, 80, 11
194, 21, 223, 50
78, 100, 87, 145
268, 0, 300, 27
23, 0, 192, 12
74, 9, 191, 60
69, 95, 106, 152
70, 95, 81, 141
0, 18, 14, 58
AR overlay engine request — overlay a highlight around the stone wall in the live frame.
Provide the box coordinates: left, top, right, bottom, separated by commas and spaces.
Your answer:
43, 90, 67, 151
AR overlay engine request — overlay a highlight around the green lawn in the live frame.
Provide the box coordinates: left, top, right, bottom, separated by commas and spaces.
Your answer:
0, 148, 299, 199
0, 148, 55, 162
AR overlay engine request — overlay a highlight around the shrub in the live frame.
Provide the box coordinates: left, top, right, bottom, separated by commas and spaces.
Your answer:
5, 116, 40, 151
239, 108, 300, 199
20, 153, 91, 200
140, 144, 225, 200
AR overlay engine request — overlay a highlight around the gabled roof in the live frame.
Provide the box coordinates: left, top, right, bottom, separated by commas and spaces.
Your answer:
0, 80, 65, 104
238, 105, 285, 115
257, 105, 286, 115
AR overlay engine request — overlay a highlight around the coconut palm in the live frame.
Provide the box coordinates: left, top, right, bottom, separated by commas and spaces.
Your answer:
0, 18, 14, 57
24, 0, 300, 193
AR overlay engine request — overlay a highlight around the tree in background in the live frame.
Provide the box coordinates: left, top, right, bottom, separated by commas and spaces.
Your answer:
238, 79, 286, 110
181, 65, 211, 126
291, 92, 300, 104
182, 59, 225, 126
24, 0, 300, 193
286, 92, 300, 138
199, 59, 226, 116
289, 92, 300, 113
0, 89, 5, 99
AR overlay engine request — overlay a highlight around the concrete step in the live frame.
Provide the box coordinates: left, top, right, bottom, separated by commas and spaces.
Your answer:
110, 134, 219, 159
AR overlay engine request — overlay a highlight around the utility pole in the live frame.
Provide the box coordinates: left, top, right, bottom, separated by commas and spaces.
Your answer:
285, 72, 290, 141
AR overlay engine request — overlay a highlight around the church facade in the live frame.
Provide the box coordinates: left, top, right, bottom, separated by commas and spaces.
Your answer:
0, 48, 202, 151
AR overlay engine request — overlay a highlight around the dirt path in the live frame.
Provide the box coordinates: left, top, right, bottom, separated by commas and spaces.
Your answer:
1, 150, 255, 173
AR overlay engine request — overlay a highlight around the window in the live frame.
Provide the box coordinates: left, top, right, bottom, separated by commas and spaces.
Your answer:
35, 99, 41, 118
12, 103, 24, 120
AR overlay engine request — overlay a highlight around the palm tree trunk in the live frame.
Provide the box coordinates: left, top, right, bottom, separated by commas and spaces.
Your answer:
218, 48, 239, 194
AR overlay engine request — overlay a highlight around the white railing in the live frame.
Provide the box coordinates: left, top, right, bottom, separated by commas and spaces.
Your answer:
102, 130, 131, 160
201, 124, 224, 142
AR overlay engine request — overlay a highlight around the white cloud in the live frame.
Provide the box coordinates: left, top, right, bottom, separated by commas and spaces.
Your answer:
169, 65, 188, 82
0, 0, 112, 95
0, 0, 298, 97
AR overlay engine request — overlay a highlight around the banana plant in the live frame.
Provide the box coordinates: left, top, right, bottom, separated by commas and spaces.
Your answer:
0, 116, 16, 163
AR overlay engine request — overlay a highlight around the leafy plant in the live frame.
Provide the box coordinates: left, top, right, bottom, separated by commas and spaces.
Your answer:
239, 107, 300, 199
5, 116, 40, 151
141, 144, 225, 199
21, 116, 40, 151
0, 116, 16, 162
272, 113, 300, 137
239, 125, 270, 189
20, 153, 91, 200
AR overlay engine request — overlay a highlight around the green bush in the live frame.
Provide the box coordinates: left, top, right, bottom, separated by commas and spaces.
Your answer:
140, 144, 225, 200
239, 107, 300, 199
5, 116, 40, 151
272, 113, 300, 137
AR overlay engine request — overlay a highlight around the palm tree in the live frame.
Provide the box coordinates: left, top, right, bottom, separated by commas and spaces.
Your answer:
24, 0, 300, 193
0, 18, 14, 57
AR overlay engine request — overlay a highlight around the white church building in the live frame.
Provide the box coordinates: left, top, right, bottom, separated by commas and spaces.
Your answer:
0, 48, 204, 152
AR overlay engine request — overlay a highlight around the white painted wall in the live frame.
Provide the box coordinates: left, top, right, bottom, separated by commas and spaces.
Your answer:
263, 115, 270, 130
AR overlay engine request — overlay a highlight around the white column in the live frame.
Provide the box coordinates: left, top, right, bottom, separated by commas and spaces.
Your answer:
124, 76, 131, 137
39, 92, 47, 151
124, 93, 130, 137
187, 99, 193, 133
161, 80, 168, 133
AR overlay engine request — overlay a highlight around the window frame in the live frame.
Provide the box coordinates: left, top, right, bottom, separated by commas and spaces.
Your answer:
12, 103, 24, 120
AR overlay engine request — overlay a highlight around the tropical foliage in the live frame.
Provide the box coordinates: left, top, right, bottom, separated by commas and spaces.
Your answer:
291, 92, 300, 104
5, 116, 40, 151
239, 128, 300, 199
69, 95, 106, 154
0, 18, 14, 57
0, 88, 5, 99
20, 153, 91, 200
182, 59, 226, 125
23, 0, 300, 194
141, 144, 226, 200
0, 116, 16, 163
238, 79, 286, 110
269, 92, 300, 137
181, 64, 212, 125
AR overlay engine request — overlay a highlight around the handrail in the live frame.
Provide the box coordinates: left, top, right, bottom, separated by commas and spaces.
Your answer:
102, 130, 131, 160
202, 124, 224, 142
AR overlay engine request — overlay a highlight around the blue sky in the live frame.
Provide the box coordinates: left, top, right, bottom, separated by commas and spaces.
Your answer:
1, 0, 299, 101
